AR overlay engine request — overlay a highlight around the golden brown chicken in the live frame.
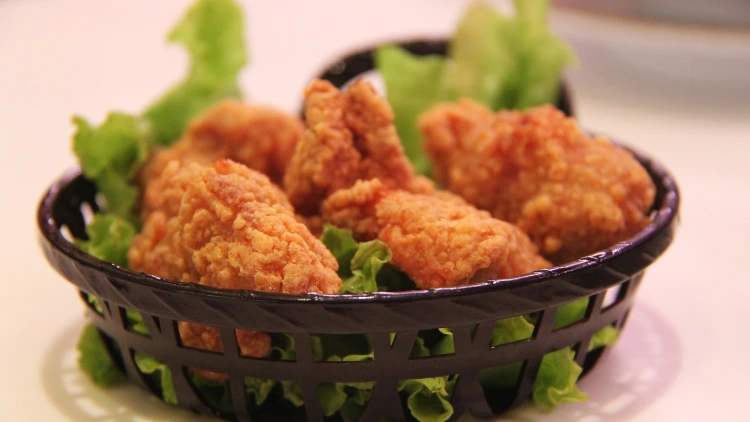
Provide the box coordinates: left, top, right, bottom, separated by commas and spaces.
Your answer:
128, 159, 340, 379
322, 179, 550, 289
419, 102, 656, 264
283, 79, 434, 216
139, 99, 303, 194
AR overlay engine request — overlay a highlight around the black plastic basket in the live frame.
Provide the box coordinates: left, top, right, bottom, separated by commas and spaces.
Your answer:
37, 40, 678, 422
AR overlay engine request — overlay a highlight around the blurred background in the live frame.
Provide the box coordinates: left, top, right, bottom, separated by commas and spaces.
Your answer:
0, 0, 748, 421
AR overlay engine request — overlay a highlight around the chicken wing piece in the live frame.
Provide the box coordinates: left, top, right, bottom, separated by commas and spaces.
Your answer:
128, 159, 340, 379
419, 102, 656, 264
283, 79, 432, 216
322, 179, 550, 289
140, 99, 303, 191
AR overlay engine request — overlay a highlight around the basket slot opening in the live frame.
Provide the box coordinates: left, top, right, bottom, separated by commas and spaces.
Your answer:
57, 195, 100, 241
449, 368, 494, 419
317, 380, 377, 421
171, 366, 227, 416
488, 315, 538, 349
118, 307, 151, 337
479, 358, 525, 414
386, 331, 418, 355
215, 329, 299, 362
80, 202, 95, 226
553, 297, 594, 331
602, 280, 630, 310
409, 328, 455, 359
174, 322, 227, 356
510, 357, 543, 408
184, 370, 240, 419
97, 329, 126, 374
80, 292, 105, 317
60, 225, 75, 243
398, 374, 458, 422
128, 349, 171, 400
573, 313, 625, 380
141, 313, 163, 335
581, 346, 607, 378
260, 333, 296, 361
311, 334, 374, 363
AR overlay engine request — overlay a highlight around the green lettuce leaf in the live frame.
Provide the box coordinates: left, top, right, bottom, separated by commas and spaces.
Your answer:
72, 113, 150, 223
480, 316, 587, 409
318, 381, 376, 421
491, 315, 536, 346
554, 298, 620, 351
125, 309, 150, 336
320, 225, 359, 269
396, 328, 457, 421
497, 0, 576, 109
554, 298, 589, 329
590, 325, 619, 351
76, 324, 123, 387
134, 353, 178, 404
76, 213, 138, 267
311, 333, 375, 419
144, 0, 247, 146
190, 376, 234, 413
85, 295, 105, 314
375, 0, 574, 175
373, 46, 450, 175
448, 3, 513, 109
244, 377, 276, 407
340, 240, 391, 294
399, 376, 456, 422
533, 348, 587, 409
320, 225, 397, 294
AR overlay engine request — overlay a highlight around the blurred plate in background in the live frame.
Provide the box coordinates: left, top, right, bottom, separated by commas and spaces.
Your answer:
555, 0, 750, 28
551, 3, 750, 111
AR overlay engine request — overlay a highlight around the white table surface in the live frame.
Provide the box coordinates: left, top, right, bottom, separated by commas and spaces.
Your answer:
1, 1, 749, 421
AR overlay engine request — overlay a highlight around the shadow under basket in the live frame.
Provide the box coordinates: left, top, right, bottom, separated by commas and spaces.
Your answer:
37, 41, 677, 422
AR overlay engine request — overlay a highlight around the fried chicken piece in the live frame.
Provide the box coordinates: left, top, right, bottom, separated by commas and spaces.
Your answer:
322, 179, 550, 289
141, 158, 294, 226
128, 159, 340, 379
131, 158, 339, 291
420, 102, 656, 264
283, 79, 431, 216
140, 99, 303, 193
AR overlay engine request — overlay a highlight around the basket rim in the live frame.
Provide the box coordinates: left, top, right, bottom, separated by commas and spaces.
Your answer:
37, 143, 680, 306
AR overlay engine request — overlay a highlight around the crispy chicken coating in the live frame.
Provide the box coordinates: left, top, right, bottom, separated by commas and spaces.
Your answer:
283, 79, 432, 216
140, 158, 294, 233
140, 99, 303, 192
131, 159, 339, 291
322, 179, 550, 289
420, 102, 656, 264
128, 159, 340, 378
